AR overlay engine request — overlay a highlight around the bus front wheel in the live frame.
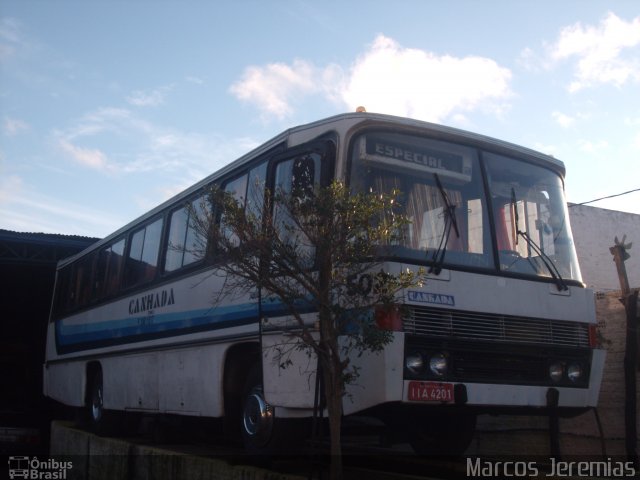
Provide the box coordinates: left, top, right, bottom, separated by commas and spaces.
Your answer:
240, 365, 306, 454
241, 365, 277, 451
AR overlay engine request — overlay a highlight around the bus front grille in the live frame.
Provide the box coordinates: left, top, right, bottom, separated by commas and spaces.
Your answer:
404, 306, 591, 348
403, 337, 591, 387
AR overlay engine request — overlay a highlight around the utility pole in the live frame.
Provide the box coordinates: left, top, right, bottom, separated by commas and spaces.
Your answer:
609, 235, 639, 467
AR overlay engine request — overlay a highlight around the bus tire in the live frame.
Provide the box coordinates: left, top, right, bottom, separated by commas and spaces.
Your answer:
409, 412, 476, 456
240, 364, 305, 454
86, 368, 122, 436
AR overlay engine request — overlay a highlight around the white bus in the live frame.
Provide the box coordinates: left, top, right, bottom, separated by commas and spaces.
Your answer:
44, 112, 604, 454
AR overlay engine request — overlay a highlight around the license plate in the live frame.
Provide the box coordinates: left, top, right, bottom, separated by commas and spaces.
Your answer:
408, 381, 454, 403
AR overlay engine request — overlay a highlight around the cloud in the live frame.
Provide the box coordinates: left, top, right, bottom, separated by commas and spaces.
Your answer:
0, 17, 23, 60
58, 139, 111, 171
0, 173, 23, 204
516, 47, 545, 72
578, 139, 609, 153
548, 12, 640, 92
551, 111, 575, 128
340, 35, 512, 122
126, 85, 173, 107
229, 59, 322, 119
229, 34, 512, 123
3, 116, 29, 136
0, 174, 122, 236
185, 76, 205, 85
54, 107, 260, 180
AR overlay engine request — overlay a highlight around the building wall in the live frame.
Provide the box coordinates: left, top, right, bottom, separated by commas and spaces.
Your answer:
587, 291, 638, 454
567, 206, 639, 454
569, 204, 640, 291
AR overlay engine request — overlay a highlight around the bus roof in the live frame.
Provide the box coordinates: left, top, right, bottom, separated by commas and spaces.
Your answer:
57, 112, 565, 267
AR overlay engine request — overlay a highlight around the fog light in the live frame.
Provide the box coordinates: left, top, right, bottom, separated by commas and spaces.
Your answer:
429, 353, 448, 377
567, 363, 583, 383
549, 362, 564, 383
405, 353, 424, 374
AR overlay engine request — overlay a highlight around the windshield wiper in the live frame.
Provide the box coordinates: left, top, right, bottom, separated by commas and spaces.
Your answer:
510, 188, 568, 291
428, 174, 460, 275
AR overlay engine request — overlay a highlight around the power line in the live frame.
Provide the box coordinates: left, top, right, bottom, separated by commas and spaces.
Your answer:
569, 187, 640, 207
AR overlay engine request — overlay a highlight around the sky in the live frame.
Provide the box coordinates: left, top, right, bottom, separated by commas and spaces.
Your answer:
1, 0, 639, 238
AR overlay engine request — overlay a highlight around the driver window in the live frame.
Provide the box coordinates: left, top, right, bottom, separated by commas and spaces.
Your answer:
273, 153, 321, 267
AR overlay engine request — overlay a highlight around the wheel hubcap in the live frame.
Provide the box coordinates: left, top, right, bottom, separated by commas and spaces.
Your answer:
242, 387, 273, 446
91, 385, 103, 422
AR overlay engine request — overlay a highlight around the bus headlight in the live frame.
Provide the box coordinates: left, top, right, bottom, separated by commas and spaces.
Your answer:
429, 353, 448, 377
567, 363, 583, 383
405, 353, 424, 375
549, 362, 564, 383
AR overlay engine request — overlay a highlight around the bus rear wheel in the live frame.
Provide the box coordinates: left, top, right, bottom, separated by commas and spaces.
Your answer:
86, 368, 125, 436
89, 369, 104, 427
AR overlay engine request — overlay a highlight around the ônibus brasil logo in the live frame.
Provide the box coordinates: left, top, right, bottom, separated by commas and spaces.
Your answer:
8, 457, 73, 480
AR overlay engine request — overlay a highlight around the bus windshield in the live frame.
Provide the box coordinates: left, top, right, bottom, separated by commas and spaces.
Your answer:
484, 151, 581, 283
350, 132, 582, 283
351, 132, 493, 270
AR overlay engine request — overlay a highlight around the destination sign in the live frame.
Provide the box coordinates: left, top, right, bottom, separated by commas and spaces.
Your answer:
359, 137, 472, 181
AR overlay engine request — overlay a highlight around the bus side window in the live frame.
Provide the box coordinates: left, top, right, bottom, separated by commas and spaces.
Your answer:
94, 238, 126, 298
165, 207, 189, 272
246, 162, 268, 222
53, 265, 72, 317
292, 156, 315, 195
220, 174, 248, 247
165, 194, 210, 272
71, 254, 95, 310
107, 239, 126, 295
124, 217, 164, 287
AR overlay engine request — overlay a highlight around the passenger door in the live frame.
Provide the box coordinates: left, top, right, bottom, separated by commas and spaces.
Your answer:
261, 141, 334, 408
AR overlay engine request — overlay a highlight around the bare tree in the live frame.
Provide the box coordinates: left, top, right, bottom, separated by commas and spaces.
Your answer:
189, 177, 423, 479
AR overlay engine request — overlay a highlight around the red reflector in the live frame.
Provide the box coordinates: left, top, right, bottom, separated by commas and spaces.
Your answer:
588, 324, 598, 348
375, 305, 403, 331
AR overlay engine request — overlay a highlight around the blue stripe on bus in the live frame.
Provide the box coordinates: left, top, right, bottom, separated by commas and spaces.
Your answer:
54, 299, 314, 353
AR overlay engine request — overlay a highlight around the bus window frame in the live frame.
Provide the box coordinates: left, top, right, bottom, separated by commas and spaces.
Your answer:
207, 154, 274, 264
482, 150, 580, 284
345, 129, 492, 274
92, 236, 127, 303
122, 215, 166, 290
162, 191, 213, 276
266, 137, 337, 271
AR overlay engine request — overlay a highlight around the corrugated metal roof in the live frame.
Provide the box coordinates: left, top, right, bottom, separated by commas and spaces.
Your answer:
0, 229, 100, 246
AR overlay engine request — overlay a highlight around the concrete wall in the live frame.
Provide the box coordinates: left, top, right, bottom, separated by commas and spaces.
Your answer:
49, 421, 304, 480
569, 204, 640, 291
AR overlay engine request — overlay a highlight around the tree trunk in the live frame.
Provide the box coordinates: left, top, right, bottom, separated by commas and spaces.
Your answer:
316, 231, 344, 480
323, 362, 343, 480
